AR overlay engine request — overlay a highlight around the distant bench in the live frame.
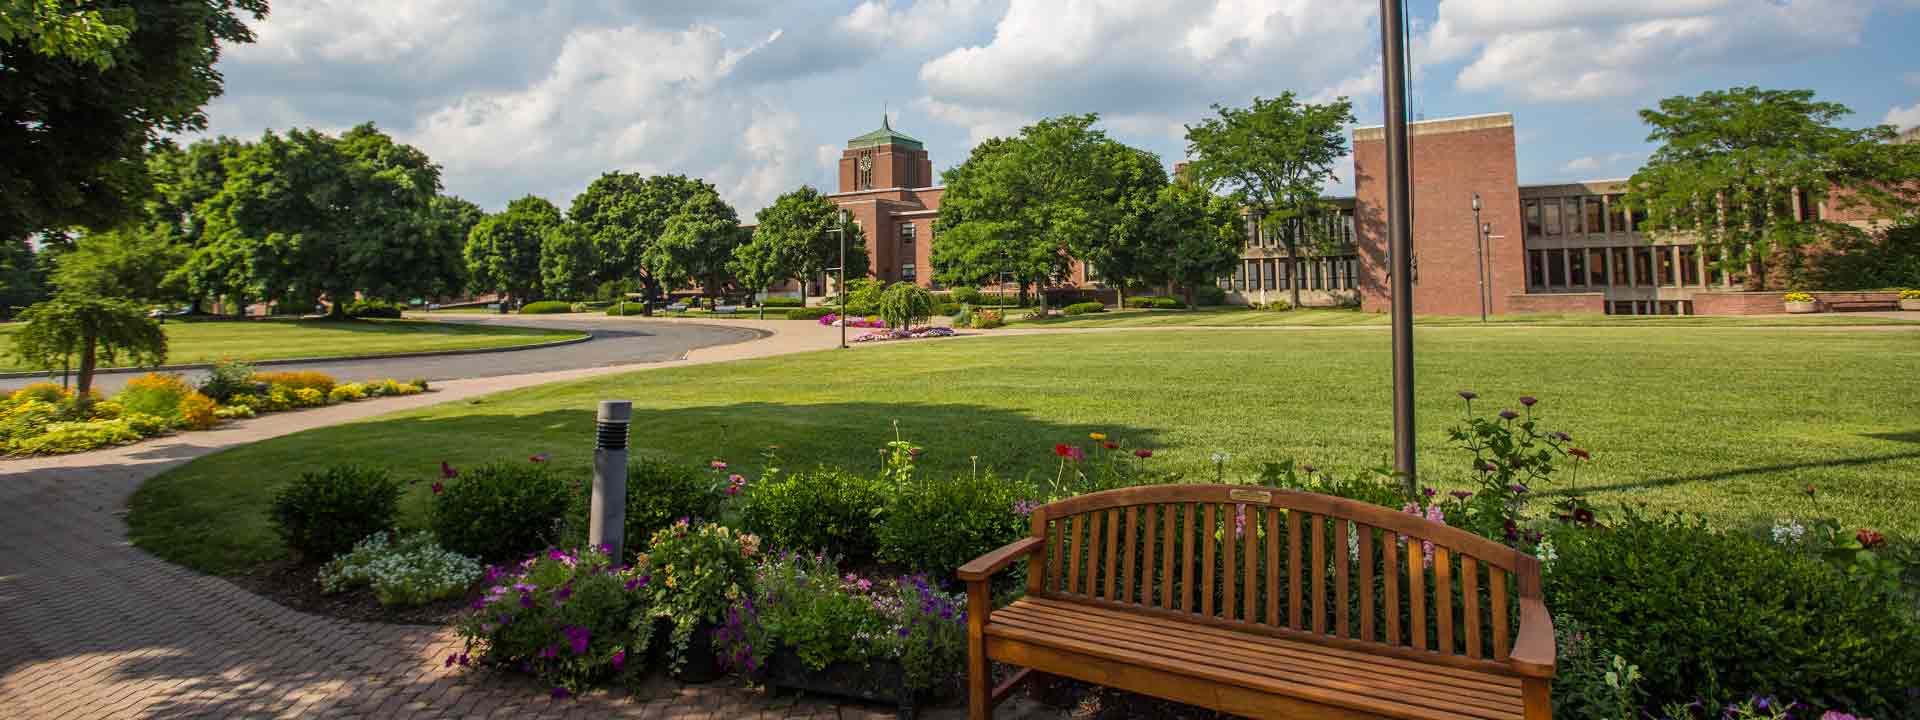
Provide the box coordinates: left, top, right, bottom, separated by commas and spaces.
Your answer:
1824, 298, 1898, 312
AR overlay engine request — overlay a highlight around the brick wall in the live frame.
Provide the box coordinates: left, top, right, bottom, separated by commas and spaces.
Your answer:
1505, 293, 1604, 314
1690, 290, 1901, 315
1354, 114, 1525, 316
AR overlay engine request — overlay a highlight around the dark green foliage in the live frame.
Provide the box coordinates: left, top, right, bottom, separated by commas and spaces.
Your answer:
269, 465, 403, 560
1131, 296, 1185, 309
877, 282, 935, 329
344, 299, 404, 319
946, 286, 984, 305
1810, 221, 1920, 290
1193, 285, 1227, 306
744, 467, 888, 563
517, 300, 573, 314
878, 473, 1030, 577
784, 307, 834, 320
1545, 513, 1920, 716
10, 294, 167, 397
1061, 301, 1105, 316
565, 457, 720, 550
759, 297, 805, 308
430, 461, 570, 561
604, 303, 649, 316
934, 302, 961, 316
465, 195, 562, 304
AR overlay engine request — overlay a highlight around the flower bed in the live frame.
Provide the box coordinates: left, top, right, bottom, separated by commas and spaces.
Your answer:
816, 313, 887, 328
851, 326, 956, 343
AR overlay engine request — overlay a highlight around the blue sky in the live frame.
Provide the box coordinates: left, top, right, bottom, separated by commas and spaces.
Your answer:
195, 1, 1920, 215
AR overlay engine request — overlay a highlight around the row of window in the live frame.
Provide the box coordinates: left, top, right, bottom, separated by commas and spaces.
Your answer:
1246, 211, 1357, 251
1524, 194, 1644, 238
1221, 256, 1360, 292
1526, 244, 1734, 290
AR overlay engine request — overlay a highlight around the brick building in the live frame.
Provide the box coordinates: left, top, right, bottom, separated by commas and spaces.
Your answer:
806, 113, 1904, 315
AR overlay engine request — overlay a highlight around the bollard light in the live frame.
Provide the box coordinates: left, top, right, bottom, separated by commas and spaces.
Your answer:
590, 400, 632, 559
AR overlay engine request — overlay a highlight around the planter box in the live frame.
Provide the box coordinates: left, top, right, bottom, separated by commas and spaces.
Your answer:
762, 650, 925, 719
1900, 299, 1920, 311
1784, 301, 1819, 314
650, 618, 726, 683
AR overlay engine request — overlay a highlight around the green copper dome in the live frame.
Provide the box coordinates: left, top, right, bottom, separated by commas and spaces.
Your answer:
847, 116, 923, 150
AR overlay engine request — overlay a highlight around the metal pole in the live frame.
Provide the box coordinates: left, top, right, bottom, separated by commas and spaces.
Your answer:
1380, 0, 1417, 494
590, 400, 631, 559
1472, 194, 1486, 323
1483, 223, 1496, 317
837, 209, 848, 349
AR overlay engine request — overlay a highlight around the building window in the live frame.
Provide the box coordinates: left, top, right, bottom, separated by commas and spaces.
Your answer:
899, 222, 915, 250
1263, 259, 1277, 290
1341, 257, 1358, 288
1547, 249, 1568, 287
1311, 260, 1325, 290
1608, 194, 1627, 233
900, 263, 916, 282
1585, 198, 1604, 236
1630, 206, 1647, 233
1706, 250, 1723, 286
1543, 198, 1562, 236
1679, 245, 1701, 286
1612, 247, 1632, 286
1524, 200, 1542, 237
1657, 247, 1677, 286
1569, 248, 1587, 287
1565, 198, 1583, 235
1528, 250, 1546, 288
1231, 263, 1243, 290
1634, 247, 1655, 287
1589, 248, 1609, 287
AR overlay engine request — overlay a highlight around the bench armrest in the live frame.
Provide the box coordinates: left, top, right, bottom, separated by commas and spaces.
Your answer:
1508, 596, 1557, 678
958, 537, 1044, 582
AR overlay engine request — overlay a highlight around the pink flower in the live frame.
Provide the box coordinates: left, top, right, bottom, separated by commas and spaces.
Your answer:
431, 482, 444, 495
440, 461, 458, 479
1134, 449, 1153, 458
528, 453, 549, 463
709, 459, 728, 470
1066, 446, 1085, 462
611, 649, 626, 670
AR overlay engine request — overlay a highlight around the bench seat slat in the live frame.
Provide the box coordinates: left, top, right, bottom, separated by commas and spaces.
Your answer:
989, 605, 1524, 720
993, 605, 1528, 709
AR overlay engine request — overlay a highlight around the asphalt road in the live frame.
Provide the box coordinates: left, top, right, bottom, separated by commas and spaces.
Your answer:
0, 316, 766, 394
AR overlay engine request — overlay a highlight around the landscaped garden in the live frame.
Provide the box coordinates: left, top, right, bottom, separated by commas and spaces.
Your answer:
126, 326, 1920, 718
1005, 305, 1920, 328
0, 317, 584, 373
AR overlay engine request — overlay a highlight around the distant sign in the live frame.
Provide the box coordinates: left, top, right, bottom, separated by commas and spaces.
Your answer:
487, 303, 501, 310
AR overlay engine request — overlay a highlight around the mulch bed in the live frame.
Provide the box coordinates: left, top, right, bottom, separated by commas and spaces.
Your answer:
229, 557, 478, 626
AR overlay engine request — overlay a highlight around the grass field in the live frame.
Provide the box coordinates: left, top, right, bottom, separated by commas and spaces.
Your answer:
129, 326, 1920, 575
0, 318, 584, 372
1009, 307, 1920, 328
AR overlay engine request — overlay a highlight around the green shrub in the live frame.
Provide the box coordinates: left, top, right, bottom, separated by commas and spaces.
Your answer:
113, 373, 196, 424
430, 461, 571, 561
456, 545, 654, 693
565, 457, 720, 550
197, 360, 262, 403
784, 307, 834, 320
744, 467, 888, 563
970, 309, 1005, 329
1193, 285, 1227, 306
0, 398, 64, 444
1545, 512, 1920, 716
604, 303, 649, 316
344, 299, 405, 319
519, 300, 574, 314
318, 531, 482, 606
5, 418, 143, 455
759, 296, 805, 308
933, 302, 961, 316
1061, 301, 1106, 316
877, 282, 936, 329
877, 472, 1029, 577
952, 304, 974, 327
645, 520, 759, 672
269, 465, 404, 560
948, 286, 984, 305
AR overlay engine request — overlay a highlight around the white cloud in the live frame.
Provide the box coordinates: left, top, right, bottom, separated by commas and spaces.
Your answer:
1559, 151, 1643, 174
840, 0, 996, 48
1426, 0, 1881, 102
1887, 101, 1920, 131
917, 0, 1379, 143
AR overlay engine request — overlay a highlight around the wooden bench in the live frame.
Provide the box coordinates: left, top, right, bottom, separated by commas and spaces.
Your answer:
1823, 298, 1898, 312
959, 485, 1556, 720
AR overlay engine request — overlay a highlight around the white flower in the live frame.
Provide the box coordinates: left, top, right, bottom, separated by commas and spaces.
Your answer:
1769, 521, 1807, 546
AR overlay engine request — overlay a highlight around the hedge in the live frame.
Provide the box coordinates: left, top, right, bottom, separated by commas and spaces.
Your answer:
518, 301, 574, 314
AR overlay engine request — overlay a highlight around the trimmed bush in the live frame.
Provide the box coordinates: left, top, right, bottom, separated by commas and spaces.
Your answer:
198, 360, 262, 403
269, 465, 404, 560
1193, 285, 1227, 306
344, 299, 405, 319
252, 370, 336, 395
566, 457, 721, 550
784, 307, 834, 320
1545, 513, 1920, 716
518, 300, 574, 314
759, 296, 805, 308
1061, 301, 1106, 316
743, 467, 889, 563
1131, 296, 1184, 309
430, 460, 570, 561
8, 382, 69, 405
877, 472, 1029, 577
605, 303, 649, 316
113, 373, 196, 424
948, 286, 984, 305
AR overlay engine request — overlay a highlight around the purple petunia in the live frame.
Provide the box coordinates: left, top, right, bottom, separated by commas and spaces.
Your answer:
555, 585, 573, 602
519, 592, 535, 609
1499, 409, 1519, 420
444, 654, 457, 668
611, 649, 626, 670
564, 625, 591, 655
1509, 484, 1529, 494
550, 687, 569, 700
1449, 490, 1473, 500
1519, 396, 1537, 407
539, 645, 558, 659
1458, 390, 1477, 400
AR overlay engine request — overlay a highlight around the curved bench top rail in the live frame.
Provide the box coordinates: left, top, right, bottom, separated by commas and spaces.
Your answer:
1037, 484, 1536, 578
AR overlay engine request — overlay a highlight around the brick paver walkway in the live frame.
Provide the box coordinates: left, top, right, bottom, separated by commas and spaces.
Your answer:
0, 321, 984, 719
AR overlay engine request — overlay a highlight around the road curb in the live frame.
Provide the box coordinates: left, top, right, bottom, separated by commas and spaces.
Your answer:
0, 331, 593, 381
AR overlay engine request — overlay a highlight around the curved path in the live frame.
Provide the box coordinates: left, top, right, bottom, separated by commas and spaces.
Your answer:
1, 315, 766, 395
0, 319, 1017, 719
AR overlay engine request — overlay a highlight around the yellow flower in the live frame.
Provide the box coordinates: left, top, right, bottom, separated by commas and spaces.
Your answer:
1089, 432, 1107, 441
666, 575, 677, 589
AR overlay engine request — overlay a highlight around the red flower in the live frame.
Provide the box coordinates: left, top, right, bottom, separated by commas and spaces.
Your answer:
1103, 442, 1118, 450
431, 482, 445, 495
1568, 448, 1590, 460
1134, 449, 1153, 458
1804, 484, 1817, 498
529, 454, 549, 463
1856, 528, 1886, 549
440, 461, 458, 478
1054, 444, 1071, 457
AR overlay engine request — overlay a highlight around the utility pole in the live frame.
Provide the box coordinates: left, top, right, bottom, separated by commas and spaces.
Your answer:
1381, 0, 1417, 494
1472, 193, 1487, 323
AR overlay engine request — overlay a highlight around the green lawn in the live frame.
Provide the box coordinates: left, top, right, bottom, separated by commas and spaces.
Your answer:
129, 327, 1920, 575
0, 318, 584, 372
1009, 307, 1920, 328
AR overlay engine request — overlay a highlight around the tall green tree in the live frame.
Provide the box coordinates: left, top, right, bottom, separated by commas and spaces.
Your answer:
1144, 182, 1245, 308
539, 221, 596, 301
1082, 143, 1170, 307
729, 230, 787, 319
739, 185, 867, 304
51, 223, 187, 302
1184, 93, 1355, 308
569, 173, 714, 303
2, 0, 268, 245
465, 196, 561, 306
1624, 86, 1920, 290
420, 195, 482, 300
934, 115, 1117, 313
649, 192, 743, 304
9, 294, 166, 398
0, 235, 47, 318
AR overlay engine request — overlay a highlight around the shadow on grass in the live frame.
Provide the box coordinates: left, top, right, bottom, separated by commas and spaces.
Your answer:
1598, 450, 1920, 493
1861, 430, 1920, 444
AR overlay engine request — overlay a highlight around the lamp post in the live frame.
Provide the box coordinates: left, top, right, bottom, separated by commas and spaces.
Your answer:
1472, 193, 1487, 323
826, 209, 849, 349
1481, 222, 1494, 320
1380, 0, 1417, 494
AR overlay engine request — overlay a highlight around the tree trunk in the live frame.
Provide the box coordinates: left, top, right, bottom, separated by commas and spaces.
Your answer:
76, 334, 98, 400
1184, 283, 1196, 310
1115, 285, 1124, 310
1287, 245, 1303, 309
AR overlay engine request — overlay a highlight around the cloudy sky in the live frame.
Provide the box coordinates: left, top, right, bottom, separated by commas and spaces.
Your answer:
194, 0, 1920, 215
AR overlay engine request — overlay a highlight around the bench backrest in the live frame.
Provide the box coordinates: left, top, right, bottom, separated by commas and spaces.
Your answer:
1026, 484, 1542, 674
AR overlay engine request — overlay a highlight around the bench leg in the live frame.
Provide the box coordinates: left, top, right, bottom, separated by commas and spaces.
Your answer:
1522, 677, 1552, 720
968, 583, 991, 720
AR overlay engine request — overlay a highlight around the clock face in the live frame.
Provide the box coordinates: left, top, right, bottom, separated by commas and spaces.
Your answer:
859, 155, 873, 172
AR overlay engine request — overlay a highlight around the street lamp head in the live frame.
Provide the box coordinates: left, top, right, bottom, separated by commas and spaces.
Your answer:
1471, 193, 1481, 212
